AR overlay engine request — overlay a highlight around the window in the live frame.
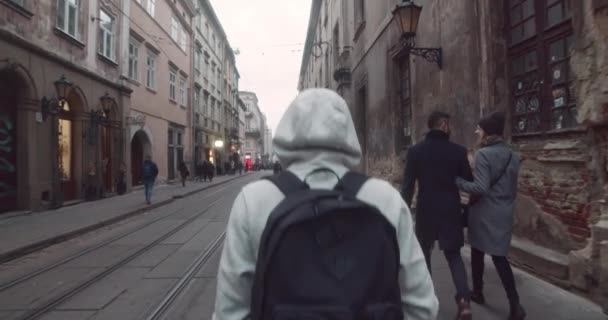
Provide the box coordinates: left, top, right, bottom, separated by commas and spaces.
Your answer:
194, 88, 201, 113
356, 0, 365, 22
98, 10, 115, 60
10, 0, 25, 6
171, 17, 179, 42
195, 46, 202, 74
203, 93, 209, 116
506, 0, 576, 134
179, 26, 187, 51
169, 68, 177, 101
333, 23, 340, 67
179, 76, 186, 106
128, 39, 139, 81
146, 52, 156, 89
147, 0, 155, 16
57, 0, 80, 39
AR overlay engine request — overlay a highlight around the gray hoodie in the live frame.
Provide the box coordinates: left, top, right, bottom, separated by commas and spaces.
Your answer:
212, 88, 438, 320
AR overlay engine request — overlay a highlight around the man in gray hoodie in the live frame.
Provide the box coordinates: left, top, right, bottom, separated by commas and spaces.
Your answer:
212, 88, 438, 320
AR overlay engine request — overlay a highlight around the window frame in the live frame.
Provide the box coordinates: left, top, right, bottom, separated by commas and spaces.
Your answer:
506, 0, 577, 135
56, 0, 80, 39
179, 76, 187, 106
171, 16, 179, 42
146, 52, 157, 89
98, 9, 115, 61
128, 38, 140, 81
179, 27, 187, 51
169, 67, 177, 101
146, 0, 155, 17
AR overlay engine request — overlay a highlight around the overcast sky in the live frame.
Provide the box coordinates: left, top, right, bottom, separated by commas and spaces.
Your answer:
208, 0, 312, 135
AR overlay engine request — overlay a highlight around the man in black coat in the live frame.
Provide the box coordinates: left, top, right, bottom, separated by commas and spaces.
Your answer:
401, 111, 473, 319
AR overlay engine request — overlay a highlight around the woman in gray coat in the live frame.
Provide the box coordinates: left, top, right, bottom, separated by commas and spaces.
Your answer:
456, 112, 526, 320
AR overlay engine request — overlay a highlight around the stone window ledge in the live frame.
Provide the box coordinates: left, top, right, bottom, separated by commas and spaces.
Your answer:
1, 0, 33, 18
512, 126, 587, 139
53, 27, 85, 49
97, 53, 119, 67
146, 87, 157, 94
126, 77, 140, 86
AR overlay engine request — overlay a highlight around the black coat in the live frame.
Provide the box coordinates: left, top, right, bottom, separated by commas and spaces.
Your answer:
401, 130, 473, 251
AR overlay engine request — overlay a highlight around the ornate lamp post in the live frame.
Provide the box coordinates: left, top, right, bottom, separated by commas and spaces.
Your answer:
392, 1, 442, 69
85, 93, 116, 200
40, 75, 73, 209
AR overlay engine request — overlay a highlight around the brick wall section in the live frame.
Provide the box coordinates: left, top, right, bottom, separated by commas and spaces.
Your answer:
514, 132, 594, 246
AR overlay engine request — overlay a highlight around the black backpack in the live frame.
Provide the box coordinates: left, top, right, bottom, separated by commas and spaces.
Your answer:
251, 170, 404, 320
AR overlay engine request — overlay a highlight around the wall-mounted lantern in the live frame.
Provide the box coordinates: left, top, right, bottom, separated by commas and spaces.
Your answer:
392, 1, 442, 69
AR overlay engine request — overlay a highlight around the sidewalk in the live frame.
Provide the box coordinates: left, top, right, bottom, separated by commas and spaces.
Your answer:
433, 246, 604, 319
0, 173, 252, 264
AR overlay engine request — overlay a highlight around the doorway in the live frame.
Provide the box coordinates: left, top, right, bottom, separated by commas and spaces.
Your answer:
131, 130, 151, 186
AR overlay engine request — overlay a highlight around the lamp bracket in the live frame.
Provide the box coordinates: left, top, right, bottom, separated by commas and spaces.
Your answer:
409, 48, 442, 69
400, 34, 442, 69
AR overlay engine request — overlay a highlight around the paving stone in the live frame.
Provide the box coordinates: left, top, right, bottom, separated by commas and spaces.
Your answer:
87, 279, 176, 320
126, 244, 181, 268
58, 267, 150, 310
0, 267, 102, 309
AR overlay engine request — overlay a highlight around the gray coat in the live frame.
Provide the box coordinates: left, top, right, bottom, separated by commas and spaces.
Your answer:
456, 140, 520, 256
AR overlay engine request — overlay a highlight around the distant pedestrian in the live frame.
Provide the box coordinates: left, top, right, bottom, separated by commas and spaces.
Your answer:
273, 161, 282, 174
206, 161, 215, 183
142, 155, 158, 205
455, 112, 526, 320
178, 161, 189, 187
196, 161, 204, 182
213, 88, 438, 320
116, 162, 127, 195
401, 111, 474, 320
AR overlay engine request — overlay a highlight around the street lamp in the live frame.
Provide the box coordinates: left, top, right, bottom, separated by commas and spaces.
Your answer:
100, 92, 114, 115
41, 75, 73, 120
85, 94, 117, 200
392, 1, 442, 69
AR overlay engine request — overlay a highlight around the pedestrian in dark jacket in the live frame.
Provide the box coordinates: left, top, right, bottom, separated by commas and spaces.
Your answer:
178, 161, 189, 187
401, 111, 473, 320
455, 112, 525, 320
142, 156, 159, 205
206, 161, 215, 182
196, 161, 204, 182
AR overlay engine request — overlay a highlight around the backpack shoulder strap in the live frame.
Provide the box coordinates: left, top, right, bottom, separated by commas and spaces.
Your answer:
263, 171, 309, 196
334, 171, 369, 199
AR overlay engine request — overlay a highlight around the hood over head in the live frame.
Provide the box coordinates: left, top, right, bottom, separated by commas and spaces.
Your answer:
273, 88, 362, 175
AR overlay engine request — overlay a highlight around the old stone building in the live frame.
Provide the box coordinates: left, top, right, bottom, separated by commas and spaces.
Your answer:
239, 91, 266, 169
299, 0, 608, 309
0, 0, 132, 212
128, 0, 195, 185
191, 0, 240, 173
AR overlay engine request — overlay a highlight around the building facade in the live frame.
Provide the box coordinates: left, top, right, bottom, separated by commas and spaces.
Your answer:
0, 0, 132, 212
239, 91, 265, 169
299, 0, 608, 309
128, 0, 195, 185
265, 127, 273, 165
237, 95, 247, 165
191, 0, 240, 173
